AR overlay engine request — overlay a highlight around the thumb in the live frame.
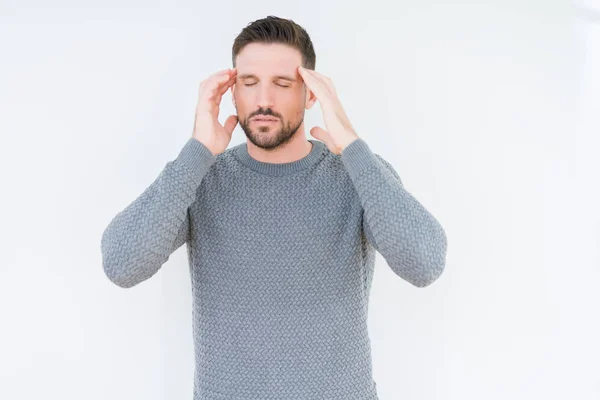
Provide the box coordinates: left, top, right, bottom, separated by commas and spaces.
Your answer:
309, 126, 327, 141
223, 115, 238, 136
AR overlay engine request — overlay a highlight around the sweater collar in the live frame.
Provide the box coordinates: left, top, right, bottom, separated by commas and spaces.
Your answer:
232, 139, 326, 176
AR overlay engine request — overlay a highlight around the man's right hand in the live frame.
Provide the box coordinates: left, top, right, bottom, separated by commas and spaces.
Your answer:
192, 68, 238, 156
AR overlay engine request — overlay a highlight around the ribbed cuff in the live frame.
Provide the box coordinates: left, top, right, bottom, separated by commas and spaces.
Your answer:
340, 138, 380, 178
173, 137, 217, 179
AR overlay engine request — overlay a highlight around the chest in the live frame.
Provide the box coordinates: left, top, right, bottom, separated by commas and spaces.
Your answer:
186, 170, 376, 315
192, 173, 362, 244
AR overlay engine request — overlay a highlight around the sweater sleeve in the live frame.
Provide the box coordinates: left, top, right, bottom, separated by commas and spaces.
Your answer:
101, 137, 216, 288
340, 138, 447, 288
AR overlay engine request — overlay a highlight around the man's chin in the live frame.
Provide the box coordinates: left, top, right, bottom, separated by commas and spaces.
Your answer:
252, 134, 282, 148
248, 131, 294, 150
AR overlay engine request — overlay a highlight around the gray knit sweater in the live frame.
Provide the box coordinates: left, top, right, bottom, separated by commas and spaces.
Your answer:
101, 137, 447, 400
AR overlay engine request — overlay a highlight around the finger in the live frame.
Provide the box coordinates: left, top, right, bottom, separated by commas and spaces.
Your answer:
298, 66, 324, 89
223, 114, 238, 136
301, 67, 326, 82
202, 69, 236, 91
209, 68, 233, 79
211, 77, 234, 103
201, 73, 234, 102
298, 66, 327, 100
216, 73, 237, 97
300, 67, 334, 93
200, 72, 230, 92
213, 75, 237, 105
309, 126, 328, 142
200, 69, 232, 94
213, 69, 237, 93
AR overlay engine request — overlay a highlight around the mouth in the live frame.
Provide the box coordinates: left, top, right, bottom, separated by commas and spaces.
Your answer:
252, 116, 279, 122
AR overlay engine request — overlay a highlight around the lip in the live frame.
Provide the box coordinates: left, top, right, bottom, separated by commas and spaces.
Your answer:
252, 116, 279, 122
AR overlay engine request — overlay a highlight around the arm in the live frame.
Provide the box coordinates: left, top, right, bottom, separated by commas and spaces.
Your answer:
100, 137, 216, 288
341, 138, 447, 288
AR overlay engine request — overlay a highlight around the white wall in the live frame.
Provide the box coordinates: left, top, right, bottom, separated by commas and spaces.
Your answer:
1, 0, 597, 399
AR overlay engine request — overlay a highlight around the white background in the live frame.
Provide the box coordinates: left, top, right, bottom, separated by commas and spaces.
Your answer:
1, 0, 598, 399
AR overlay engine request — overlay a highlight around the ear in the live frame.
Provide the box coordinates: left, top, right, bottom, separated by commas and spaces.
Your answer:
304, 86, 317, 110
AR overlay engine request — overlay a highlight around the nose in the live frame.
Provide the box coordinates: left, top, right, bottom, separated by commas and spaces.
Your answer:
256, 84, 275, 109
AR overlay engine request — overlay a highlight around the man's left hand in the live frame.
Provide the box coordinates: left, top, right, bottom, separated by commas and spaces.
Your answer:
297, 66, 360, 155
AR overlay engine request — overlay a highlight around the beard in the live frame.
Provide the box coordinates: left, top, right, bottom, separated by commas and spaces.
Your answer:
238, 112, 304, 151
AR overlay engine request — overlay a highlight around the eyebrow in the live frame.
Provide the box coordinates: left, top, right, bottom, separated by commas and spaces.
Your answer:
238, 73, 297, 82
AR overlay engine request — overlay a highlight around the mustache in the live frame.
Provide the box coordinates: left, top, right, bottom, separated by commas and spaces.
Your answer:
250, 109, 280, 119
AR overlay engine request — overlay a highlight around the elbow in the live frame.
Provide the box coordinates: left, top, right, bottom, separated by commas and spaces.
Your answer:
413, 226, 448, 288
101, 240, 156, 289
390, 225, 448, 288
101, 229, 141, 289
102, 260, 139, 289
411, 259, 446, 288
389, 256, 446, 288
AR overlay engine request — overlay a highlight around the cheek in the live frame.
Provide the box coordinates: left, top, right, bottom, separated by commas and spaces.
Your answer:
234, 88, 262, 107
284, 100, 306, 122
233, 92, 251, 112
279, 88, 303, 104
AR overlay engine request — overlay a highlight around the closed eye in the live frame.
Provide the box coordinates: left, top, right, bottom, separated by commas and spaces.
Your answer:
243, 83, 290, 88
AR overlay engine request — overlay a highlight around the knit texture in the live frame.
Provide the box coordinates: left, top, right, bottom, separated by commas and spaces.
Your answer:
101, 137, 447, 400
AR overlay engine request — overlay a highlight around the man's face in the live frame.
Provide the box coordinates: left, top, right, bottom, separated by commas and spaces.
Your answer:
232, 42, 316, 150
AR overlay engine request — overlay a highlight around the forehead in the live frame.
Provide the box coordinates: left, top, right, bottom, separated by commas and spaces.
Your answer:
235, 42, 302, 78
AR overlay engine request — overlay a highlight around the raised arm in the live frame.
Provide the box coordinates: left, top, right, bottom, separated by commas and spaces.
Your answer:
100, 138, 216, 288
341, 139, 447, 288
101, 67, 239, 288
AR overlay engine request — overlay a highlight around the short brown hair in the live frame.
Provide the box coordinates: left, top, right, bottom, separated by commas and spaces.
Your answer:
232, 16, 316, 70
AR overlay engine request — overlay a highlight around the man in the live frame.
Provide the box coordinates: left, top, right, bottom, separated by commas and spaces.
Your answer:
101, 15, 447, 400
